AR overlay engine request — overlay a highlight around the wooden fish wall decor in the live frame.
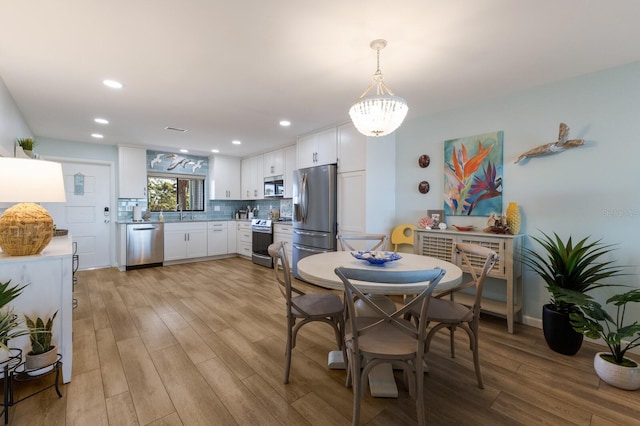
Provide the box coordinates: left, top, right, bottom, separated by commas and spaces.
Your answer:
514, 123, 584, 164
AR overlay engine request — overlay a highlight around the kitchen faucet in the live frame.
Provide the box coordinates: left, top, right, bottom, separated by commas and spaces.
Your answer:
177, 204, 185, 221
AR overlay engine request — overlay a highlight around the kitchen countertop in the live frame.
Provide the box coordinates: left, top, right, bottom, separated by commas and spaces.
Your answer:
116, 218, 295, 224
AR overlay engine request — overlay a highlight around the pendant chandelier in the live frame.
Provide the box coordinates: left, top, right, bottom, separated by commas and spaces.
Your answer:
349, 39, 408, 137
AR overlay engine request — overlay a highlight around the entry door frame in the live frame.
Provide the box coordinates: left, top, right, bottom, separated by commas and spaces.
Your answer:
42, 155, 117, 268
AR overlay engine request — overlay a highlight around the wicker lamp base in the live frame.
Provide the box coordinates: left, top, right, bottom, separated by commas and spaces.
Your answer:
0, 203, 54, 256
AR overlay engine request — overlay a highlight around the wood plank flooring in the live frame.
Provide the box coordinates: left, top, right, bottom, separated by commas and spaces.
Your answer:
4, 257, 639, 425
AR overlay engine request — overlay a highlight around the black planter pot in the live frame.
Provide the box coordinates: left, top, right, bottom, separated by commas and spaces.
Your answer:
542, 304, 583, 355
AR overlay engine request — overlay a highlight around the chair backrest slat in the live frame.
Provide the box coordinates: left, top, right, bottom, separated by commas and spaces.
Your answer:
452, 242, 498, 310
335, 267, 446, 342
269, 241, 311, 317
337, 233, 388, 252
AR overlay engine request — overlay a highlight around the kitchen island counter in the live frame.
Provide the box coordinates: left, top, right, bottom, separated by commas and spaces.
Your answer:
0, 235, 73, 383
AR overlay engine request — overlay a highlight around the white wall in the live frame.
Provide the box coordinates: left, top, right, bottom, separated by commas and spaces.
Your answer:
395, 60, 640, 324
0, 75, 31, 157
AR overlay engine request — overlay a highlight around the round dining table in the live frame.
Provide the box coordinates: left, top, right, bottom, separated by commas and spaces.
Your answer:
296, 251, 462, 294
295, 250, 463, 398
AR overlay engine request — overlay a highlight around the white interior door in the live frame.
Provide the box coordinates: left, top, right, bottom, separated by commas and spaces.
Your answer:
43, 161, 112, 269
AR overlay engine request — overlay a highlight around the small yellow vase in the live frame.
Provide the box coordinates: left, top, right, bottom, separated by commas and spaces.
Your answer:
506, 202, 521, 234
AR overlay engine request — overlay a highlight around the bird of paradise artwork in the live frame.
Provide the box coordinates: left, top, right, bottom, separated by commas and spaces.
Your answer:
444, 131, 503, 216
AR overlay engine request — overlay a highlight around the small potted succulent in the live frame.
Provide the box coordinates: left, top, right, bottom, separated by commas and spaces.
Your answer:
557, 288, 640, 390
24, 311, 58, 371
15, 137, 34, 158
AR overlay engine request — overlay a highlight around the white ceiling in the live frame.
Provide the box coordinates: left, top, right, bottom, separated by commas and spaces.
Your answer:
2, 1, 640, 158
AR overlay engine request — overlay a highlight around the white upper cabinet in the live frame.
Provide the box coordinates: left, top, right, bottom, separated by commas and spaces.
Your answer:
283, 145, 296, 198
208, 155, 240, 200
118, 146, 147, 199
337, 122, 366, 173
263, 149, 284, 177
336, 133, 396, 238
241, 154, 264, 200
297, 127, 337, 169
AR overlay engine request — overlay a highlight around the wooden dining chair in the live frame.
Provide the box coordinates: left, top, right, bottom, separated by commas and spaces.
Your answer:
409, 242, 498, 389
334, 266, 446, 426
336, 232, 388, 252
268, 241, 346, 384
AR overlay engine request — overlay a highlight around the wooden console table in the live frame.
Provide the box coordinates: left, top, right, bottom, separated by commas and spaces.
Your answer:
414, 229, 523, 333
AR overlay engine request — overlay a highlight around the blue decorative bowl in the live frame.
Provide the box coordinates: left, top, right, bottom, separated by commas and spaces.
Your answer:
351, 251, 402, 265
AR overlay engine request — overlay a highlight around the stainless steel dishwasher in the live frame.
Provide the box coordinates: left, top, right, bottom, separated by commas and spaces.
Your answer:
126, 223, 164, 270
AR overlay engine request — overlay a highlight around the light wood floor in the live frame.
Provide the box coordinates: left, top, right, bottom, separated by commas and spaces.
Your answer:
3, 257, 639, 425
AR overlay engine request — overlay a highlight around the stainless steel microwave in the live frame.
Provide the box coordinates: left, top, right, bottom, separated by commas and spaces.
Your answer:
264, 176, 284, 198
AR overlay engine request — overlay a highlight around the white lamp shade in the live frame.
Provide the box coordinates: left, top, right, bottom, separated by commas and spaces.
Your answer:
0, 158, 66, 203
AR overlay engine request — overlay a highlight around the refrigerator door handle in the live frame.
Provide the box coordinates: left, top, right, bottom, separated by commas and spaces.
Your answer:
293, 230, 331, 237
300, 172, 308, 223
293, 244, 327, 254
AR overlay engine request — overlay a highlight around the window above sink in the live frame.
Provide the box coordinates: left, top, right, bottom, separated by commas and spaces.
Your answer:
148, 173, 205, 212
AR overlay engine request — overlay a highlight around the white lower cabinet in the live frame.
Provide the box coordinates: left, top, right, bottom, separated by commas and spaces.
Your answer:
227, 221, 237, 254
236, 221, 252, 258
164, 222, 208, 261
207, 221, 228, 256
273, 222, 293, 265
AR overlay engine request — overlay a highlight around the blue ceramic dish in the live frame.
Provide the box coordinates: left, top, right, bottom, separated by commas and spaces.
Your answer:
350, 251, 402, 265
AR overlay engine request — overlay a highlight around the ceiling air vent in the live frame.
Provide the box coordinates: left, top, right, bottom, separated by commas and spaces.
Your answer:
164, 126, 187, 132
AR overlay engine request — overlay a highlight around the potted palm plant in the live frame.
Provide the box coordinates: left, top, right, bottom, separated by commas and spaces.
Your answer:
522, 232, 624, 355
24, 311, 58, 371
0, 280, 29, 365
556, 288, 640, 390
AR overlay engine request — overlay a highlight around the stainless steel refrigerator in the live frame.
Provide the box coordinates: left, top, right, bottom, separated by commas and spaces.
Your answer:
292, 164, 337, 279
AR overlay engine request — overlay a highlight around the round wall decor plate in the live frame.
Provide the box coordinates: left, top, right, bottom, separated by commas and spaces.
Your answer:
418, 181, 430, 194
418, 154, 430, 168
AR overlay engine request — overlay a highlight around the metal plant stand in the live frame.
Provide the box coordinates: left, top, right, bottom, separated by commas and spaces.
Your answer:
1, 350, 63, 424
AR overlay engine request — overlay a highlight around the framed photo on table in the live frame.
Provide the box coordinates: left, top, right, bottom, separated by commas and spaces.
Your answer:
427, 210, 445, 227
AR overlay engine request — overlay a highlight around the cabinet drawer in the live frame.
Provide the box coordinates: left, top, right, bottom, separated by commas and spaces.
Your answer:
237, 242, 252, 257
208, 221, 228, 230
238, 231, 252, 244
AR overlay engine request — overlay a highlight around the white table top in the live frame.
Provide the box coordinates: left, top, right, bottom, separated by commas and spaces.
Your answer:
296, 251, 462, 295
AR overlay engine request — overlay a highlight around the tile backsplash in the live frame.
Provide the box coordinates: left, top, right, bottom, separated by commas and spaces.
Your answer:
117, 198, 293, 222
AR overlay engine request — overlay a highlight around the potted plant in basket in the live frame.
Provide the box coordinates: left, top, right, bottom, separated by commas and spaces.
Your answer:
24, 311, 58, 372
522, 232, 624, 355
556, 288, 640, 390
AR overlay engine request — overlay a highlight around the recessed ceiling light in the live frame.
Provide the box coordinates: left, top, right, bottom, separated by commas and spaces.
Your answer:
91, 133, 104, 139
211, 149, 220, 153
279, 120, 291, 127
232, 140, 241, 145
180, 149, 189, 153
94, 118, 109, 124
102, 79, 123, 89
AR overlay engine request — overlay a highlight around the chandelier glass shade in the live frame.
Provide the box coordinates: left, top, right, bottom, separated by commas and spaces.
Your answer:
349, 39, 408, 137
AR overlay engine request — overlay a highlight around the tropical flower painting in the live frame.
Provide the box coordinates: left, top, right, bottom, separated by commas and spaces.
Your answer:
443, 131, 503, 216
